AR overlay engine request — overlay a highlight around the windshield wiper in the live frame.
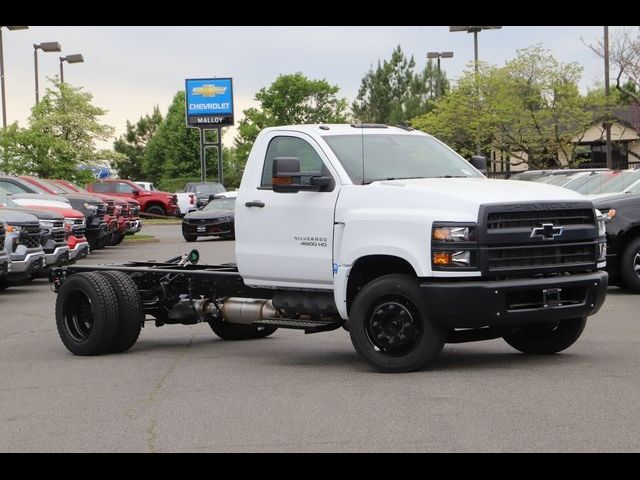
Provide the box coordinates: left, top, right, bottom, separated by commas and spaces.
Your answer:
362, 177, 424, 184
433, 175, 469, 178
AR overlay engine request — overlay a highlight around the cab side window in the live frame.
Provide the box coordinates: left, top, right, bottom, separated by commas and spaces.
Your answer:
115, 182, 135, 193
261, 136, 328, 188
0, 180, 27, 194
91, 183, 112, 193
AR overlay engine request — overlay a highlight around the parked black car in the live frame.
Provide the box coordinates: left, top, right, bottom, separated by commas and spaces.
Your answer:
182, 194, 235, 242
184, 182, 226, 208
593, 193, 640, 292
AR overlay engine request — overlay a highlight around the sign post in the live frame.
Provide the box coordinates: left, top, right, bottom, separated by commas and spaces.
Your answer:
185, 77, 234, 185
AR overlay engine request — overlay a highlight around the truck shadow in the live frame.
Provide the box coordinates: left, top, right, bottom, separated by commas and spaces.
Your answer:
127, 334, 581, 373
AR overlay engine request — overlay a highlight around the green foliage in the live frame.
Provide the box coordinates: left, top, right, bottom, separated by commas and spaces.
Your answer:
234, 73, 349, 163
113, 106, 163, 179
0, 79, 114, 179
352, 46, 448, 125
412, 45, 602, 169
143, 91, 201, 184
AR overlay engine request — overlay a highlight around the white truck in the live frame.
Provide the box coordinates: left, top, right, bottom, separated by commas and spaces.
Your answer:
50, 124, 608, 372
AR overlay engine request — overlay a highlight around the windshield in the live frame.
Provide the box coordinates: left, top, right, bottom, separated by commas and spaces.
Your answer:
38, 179, 67, 194
194, 183, 225, 195
542, 174, 572, 186
0, 192, 19, 208
322, 134, 483, 184
599, 170, 640, 194
204, 197, 235, 211
572, 172, 618, 194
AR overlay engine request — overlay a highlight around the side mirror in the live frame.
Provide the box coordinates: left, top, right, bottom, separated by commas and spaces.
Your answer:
132, 190, 140, 196
470, 155, 488, 175
273, 157, 302, 193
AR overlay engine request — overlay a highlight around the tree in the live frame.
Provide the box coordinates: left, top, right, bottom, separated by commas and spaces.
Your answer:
412, 45, 600, 169
352, 46, 448, 125
586, 27, 640, 104
113, 106, 163, 179
234, 73, 349, 162
143, 91, 200, 184
0, 78, 114, 181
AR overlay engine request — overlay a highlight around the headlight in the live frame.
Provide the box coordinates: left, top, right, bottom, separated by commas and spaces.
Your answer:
432, 225, 476, 242
431, 222, 478, 270
594, 209, 606, 237
432, 250, 474, 266
6, 224, 22, 233
39, 220, 55, 229
83, 203, 98, 211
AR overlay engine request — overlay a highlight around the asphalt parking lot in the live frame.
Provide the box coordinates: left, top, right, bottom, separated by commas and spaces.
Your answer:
1, 224, 639, 452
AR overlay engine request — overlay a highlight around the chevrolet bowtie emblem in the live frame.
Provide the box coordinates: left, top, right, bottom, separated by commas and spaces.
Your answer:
531, 223, 563, 240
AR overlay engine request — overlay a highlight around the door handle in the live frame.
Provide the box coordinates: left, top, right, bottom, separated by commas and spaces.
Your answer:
245, 201, 265, 208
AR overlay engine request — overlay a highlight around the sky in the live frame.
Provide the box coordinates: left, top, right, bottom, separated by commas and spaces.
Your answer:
1, 26, 613, 148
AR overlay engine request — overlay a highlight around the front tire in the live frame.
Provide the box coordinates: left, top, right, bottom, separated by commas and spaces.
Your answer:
146, 205, 166, 216
620, 237, 640, 292
208, 319, 277, 340
503, 317, 587, 354
55, 272, 119, 355
348, 274, 445, 373
183, 233, 198, 242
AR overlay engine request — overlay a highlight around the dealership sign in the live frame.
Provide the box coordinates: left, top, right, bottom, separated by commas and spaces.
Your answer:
185, 78, 234, 127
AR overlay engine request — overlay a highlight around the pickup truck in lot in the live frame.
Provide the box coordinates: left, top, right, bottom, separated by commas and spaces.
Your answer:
0, 219, 10, 287
86, 179, 179, 217
50, 125, 608, 372
1, 209, 45, 287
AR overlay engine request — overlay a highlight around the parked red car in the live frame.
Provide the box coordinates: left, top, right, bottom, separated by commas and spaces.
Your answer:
86, 179, 179, 217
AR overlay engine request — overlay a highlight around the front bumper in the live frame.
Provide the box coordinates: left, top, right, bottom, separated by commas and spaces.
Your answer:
8, 251, 45, 281
44, 245, 70, 267
421, 271, 608, 328
86, 222, 108, 242
182, 221, 233, 237
126, 219, 142, 234
0, 254, 9, 280
68, 241, 89, 262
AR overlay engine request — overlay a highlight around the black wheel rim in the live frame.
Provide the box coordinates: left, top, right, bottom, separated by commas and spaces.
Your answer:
365, 295, 422, 356
63, 291, 94, 342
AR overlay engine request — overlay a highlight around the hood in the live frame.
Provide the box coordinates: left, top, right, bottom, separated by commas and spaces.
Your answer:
592, 192, 640, 208
0, 208, 40, 225
337, 178, 591, 223
10, 192, 70, 204
15, 205, 84, 218
185, 209, 233, 221
0, 206, 63, 220
58, 193, 105, 203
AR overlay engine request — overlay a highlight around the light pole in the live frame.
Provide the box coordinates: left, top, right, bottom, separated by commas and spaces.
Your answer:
0, 26, 29, 128
449, 26, 501, 72
604, 26, 613, 170
449, 26, 502, 154
426, 51, 453, 98
34, 42, 61, 104
59, 54, 84, 83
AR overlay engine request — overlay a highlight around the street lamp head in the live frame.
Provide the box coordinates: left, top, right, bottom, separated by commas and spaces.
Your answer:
61, 54, 84, 64
427, 52, 440, 59
441, 51, 454, 58
449, 26, 502, 33
35, 42, 61, 52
